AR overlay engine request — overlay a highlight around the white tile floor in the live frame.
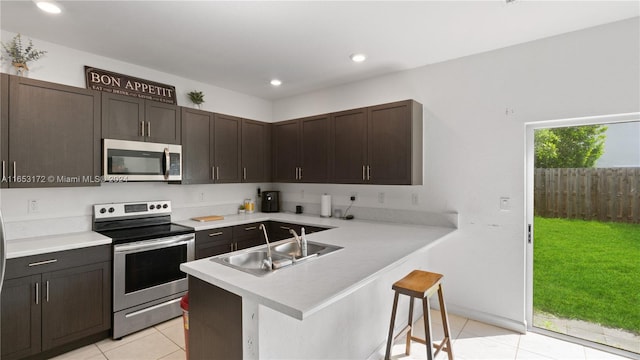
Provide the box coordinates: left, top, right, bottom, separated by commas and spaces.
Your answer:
52, 311, 637, 360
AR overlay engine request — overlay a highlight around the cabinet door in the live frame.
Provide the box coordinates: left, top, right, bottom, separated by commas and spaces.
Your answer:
241, 119, 269, 182
213, 114, 241, 183
330, 108, 368, 184
181, 108, 214, 184
1, 74, 8, 189
8, 76, 101, 188
300, 115, 330, 183
145, 101, 181, 144
101, 92, 145, 141
368, 100, 422, 185
41, 262, 111, 351
195, 227, 233, 259
232, 222, 264, 250
1, 275, 42, 360
272, 120, 299, 182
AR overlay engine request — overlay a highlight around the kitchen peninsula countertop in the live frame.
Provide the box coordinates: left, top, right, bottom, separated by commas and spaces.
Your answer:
179, 213, 456, 320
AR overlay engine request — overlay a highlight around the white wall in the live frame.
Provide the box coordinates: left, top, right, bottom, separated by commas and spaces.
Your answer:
0, 29, 273, 238
271, 18, 640, 330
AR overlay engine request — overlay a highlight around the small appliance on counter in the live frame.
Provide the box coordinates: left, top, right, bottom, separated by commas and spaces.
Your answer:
261, 191, 280, 212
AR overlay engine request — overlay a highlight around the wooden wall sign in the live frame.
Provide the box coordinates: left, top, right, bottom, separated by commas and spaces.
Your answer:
84, 66, 177, 104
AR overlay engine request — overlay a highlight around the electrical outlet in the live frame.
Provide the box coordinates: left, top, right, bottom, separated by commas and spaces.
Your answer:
378, 192, 385, 204
411, 193, 419, 206
28, 199, 39, 213
350, 195, 356, 202
500, 197, 511, 211
199, 192, 205, 202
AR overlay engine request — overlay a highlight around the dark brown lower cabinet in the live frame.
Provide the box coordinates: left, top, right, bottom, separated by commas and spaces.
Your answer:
1, 246, 111, 360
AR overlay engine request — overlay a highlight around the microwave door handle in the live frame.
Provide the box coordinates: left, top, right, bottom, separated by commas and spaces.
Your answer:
164, 148, 170, 179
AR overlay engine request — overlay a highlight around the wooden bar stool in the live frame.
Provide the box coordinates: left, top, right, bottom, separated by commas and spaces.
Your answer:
384, 270, 453, 360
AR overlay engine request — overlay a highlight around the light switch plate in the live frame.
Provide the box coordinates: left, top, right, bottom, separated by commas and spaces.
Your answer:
499, 197, 511, 211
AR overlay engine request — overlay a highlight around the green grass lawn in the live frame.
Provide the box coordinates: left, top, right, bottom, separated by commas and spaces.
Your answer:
533, 216, 640, 334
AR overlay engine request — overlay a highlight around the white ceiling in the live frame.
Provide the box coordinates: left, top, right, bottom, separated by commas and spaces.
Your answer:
1, 1, 638, 100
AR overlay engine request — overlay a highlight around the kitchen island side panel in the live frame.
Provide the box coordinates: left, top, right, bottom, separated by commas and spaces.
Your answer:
189, 277, 243, 360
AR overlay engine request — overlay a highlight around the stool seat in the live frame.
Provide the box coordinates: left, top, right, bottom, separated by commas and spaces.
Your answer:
392, 270, 443, 298
385, 270, 453, 360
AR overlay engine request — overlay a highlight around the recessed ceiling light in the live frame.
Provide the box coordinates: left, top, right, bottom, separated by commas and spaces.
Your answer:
35, 1, 61, 14
350, 54, 367, 63
270, 79, 282, 86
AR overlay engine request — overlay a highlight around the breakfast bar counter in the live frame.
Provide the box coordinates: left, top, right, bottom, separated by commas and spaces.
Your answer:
179, 213, 456, 359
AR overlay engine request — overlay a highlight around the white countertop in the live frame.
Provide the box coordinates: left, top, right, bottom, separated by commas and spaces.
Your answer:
179, 213, 456, 320
6, 231, 112, 259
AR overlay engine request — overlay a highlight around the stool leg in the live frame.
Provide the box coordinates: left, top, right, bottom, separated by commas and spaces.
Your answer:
437, 284, 454, 360
422, 297, 434, 360
406, 297, 414, 355
385, 292, 400, 360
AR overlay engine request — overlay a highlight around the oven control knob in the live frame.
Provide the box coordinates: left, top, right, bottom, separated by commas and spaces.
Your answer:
150, 204, 155, 210
162, 204, 168, 209
99, 208, 106, 214
108, 207, 115, 213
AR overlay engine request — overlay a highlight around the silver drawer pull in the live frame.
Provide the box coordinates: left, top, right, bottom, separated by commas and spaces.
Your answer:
35, 282, 39, 304
244, 226, 257, 231
279, 226, 291, 231
28, 259, 58, 267
208, 232, 224, 237
46, 280, 50, 302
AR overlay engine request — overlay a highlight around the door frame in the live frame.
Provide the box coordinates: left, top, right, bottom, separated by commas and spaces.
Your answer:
524, 112, 640, 332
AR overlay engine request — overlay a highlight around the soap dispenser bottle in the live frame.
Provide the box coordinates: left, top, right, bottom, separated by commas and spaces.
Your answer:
301, 227, 308, 257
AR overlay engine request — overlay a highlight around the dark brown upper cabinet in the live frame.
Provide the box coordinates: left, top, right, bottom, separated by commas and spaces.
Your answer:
272, 114, 330, 183
329, 108, 368, 184
241, 119, 271, 183
330, 100, 423, 185
213, 114, 242, 183
1, 74, 8, 189
101, 92, 181, 144
5, 75, 101, 188
180, 108, 214, 184
179, 109, 241, 184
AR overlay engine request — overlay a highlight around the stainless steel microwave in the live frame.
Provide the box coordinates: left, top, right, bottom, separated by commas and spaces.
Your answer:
103, 139, 182, 181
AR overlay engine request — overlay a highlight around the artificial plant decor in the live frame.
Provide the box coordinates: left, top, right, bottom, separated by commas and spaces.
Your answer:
1, 33, 47, 76
187, 90, 205, 108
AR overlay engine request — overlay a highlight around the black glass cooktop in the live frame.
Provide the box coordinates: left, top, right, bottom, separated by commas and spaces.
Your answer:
97, 223, 193, 245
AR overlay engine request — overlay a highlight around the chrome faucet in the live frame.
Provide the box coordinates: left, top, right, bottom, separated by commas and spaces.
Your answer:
259, 223, 272, 270
289, 228, 301, 254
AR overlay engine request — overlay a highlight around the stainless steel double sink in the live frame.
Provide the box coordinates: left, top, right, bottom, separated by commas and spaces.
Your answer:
210, 239, 343, 276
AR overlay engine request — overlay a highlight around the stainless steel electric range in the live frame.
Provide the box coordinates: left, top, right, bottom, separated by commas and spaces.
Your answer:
93, 200, 194, 339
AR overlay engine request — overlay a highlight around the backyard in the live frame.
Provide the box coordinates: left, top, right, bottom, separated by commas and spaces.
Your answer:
533, 216, 640, 334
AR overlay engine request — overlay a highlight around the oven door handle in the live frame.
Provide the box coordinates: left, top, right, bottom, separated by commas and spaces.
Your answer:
114, 234, 194, 254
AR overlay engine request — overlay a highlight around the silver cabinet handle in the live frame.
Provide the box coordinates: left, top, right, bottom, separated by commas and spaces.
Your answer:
1, 160, 5, 179
279, 226, 291, 231
140, 121, 145, 136
367, 165, 371, 181
243, 167, 247, 180
299, 167, 303, 180
216, 166, 220, 180
208, 232, 224, 237
13, 161, 16, 178
35, 282, 39, 305
164, 148, 170, 179
244, 226, 257, 231
147, 121, 151, 137
362, 165, 366, 181
211, 167, 215, 180
230, 243, 234, 252
28, 259, 58, 267
45, 280, 50, 302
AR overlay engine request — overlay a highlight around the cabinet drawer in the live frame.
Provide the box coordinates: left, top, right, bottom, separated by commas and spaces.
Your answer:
232, 222, 263, 240
5, 245, 111, 280
195, 227, 233, 245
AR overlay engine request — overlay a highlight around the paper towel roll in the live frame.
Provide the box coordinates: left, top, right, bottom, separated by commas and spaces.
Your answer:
320, 194, 332, 217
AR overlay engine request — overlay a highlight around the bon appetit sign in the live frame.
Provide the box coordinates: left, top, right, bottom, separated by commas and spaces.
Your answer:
84, 66, 177, 104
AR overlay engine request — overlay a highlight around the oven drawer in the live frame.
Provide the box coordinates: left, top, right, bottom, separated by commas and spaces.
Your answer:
5, 245, 111, 280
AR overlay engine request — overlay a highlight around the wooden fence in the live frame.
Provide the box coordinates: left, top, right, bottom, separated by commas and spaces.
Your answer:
534, 168, 640, 224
